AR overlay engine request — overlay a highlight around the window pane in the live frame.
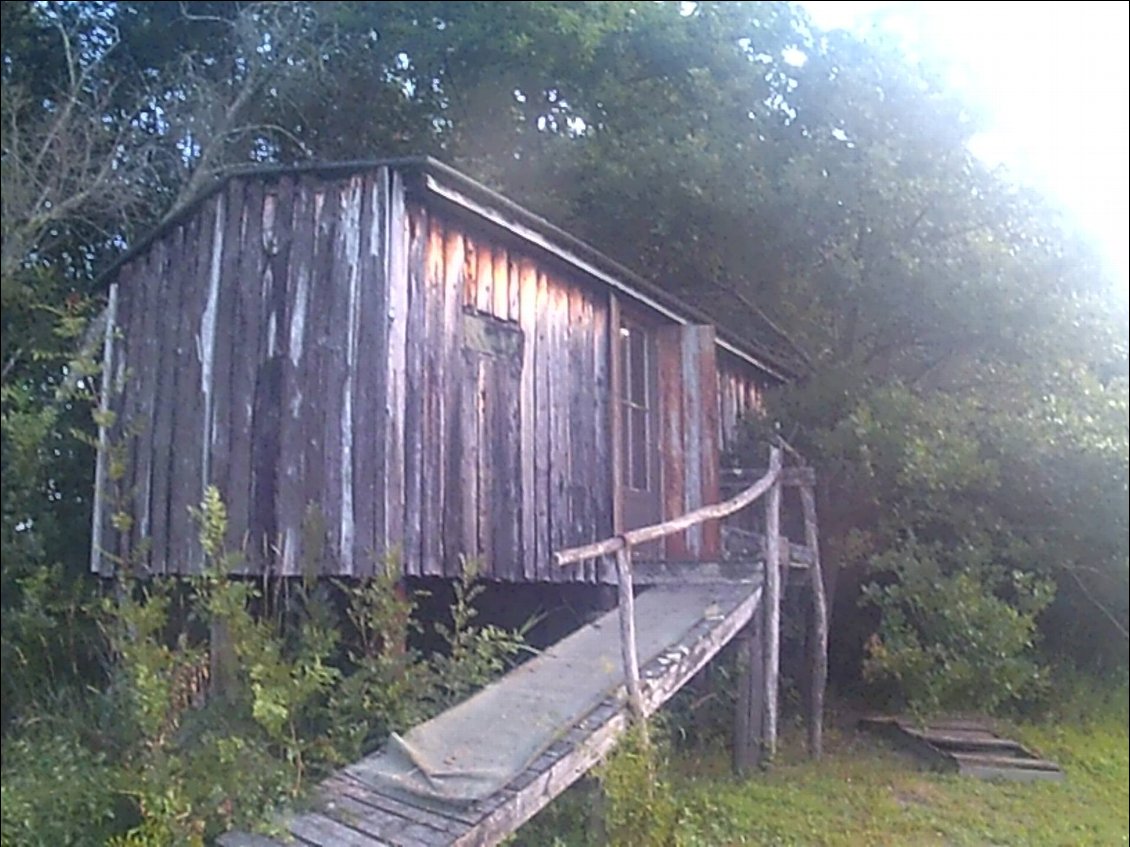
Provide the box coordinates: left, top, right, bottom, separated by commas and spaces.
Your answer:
620, 406, 632, 488
629, 330, 647, 406
630, 407, 649, 490
619, 330, 632, 402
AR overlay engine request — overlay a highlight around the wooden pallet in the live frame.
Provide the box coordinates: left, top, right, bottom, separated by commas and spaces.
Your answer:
859, 716, 1064, 782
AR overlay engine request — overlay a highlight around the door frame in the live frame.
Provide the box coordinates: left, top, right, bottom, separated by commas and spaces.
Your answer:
609, 294, 663, 549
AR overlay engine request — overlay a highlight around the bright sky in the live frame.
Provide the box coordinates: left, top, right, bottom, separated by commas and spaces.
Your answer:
802, 1, 1130, 306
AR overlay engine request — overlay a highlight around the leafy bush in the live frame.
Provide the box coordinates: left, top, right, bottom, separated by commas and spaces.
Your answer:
0, 722, 120, 847
0, 487, 528, 845
597, 725, 678, 847
862, 539, 1053, 714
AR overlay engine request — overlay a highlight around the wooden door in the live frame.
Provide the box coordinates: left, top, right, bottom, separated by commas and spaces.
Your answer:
616, 308, 662, 549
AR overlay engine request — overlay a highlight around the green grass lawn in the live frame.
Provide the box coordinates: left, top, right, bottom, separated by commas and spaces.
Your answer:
517, 692, 1128, 846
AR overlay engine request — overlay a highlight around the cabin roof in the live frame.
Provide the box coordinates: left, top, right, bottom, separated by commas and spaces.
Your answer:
100, 157, 804, 381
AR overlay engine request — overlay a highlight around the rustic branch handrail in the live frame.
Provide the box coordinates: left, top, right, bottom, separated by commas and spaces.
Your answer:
553, 463, 781, 567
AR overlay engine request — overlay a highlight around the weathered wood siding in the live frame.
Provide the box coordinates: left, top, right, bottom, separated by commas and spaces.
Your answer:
92, 164, 779, 582
657, 325, 721, 559
717, 350, 766, 454
384, 203, 613, 581
95, 171, 390, 577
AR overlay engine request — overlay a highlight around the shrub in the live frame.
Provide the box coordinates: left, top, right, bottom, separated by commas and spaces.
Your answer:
861, 538, 1053, 715
0, 487, 529, 845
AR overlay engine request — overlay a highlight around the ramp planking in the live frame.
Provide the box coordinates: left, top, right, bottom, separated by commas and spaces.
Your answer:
220, 580, 762, 847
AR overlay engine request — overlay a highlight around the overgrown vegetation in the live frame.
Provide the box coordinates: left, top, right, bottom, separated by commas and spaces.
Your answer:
516, 675, 1129, 846
1, 489, 526, 845
2, 1, 1127, 842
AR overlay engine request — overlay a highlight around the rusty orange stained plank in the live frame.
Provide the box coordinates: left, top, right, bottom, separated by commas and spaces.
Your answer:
493, 246, 510, 320
694, 326, 721, 557
475, 241, 494, 315
656, 326, 688, 559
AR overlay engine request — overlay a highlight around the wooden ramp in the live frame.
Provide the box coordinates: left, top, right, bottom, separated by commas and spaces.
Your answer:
221, 582, 763, 847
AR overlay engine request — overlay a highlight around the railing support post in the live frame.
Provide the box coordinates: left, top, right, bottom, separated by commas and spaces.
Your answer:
801, 484, 828, 760
615, 546, 647, 740
762, 446, 782, 764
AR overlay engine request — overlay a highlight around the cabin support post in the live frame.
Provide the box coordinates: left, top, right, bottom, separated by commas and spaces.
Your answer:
732, 603, 766, 775
801, 483, 827, 759
761, 446, 782, 764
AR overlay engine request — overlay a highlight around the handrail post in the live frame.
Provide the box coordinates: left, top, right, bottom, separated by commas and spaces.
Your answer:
615, 546, 647, 739
762, 446, 782, 764
800, 483, 827, 760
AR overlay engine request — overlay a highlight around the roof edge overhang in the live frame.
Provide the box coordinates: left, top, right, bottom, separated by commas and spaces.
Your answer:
95, 156, 799, 382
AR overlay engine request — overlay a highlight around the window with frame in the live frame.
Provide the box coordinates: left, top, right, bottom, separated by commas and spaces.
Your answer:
619, 321, 653, 492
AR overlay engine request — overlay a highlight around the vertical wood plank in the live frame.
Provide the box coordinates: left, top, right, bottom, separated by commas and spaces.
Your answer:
441, 226, 466, 576
461, 234, 476, 310
110, 260, 137, 569
227, 180, 265, 570
475, 353, 492, 572
199, 189, 227, 511
460, 349, 481, 566
548, 280, 571, 580
131, 242, 163, 568
169, 203, 211, 574
474, 242, 493, 315
337, 177, 365, 575
353, 169, 388, 576
656, 326, 687, 559
274, 179, 310, 576
253, 177, 293, 573
310, 184, 339, 576
148, 225, 184, 575
567, 287, 590, 581
608, 294, 624, 545
507, 253, 521, 323
209, 181, 243, 531
420, 215, 445, 576
402, 204, 428, 575
592, 291, 613, 584
384, 173, 408, 563
492, 247, 509, 319
681, 327, 704, 557
533, 270, 551, 580
696, 329, 721, 557
90, 283, 118, 575
517, 257, 538, 580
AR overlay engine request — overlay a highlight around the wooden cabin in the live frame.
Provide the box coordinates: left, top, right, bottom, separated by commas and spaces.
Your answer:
90, 158, 795, 583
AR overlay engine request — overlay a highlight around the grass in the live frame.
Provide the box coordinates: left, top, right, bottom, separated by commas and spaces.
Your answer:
515, 683, 1129, 847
